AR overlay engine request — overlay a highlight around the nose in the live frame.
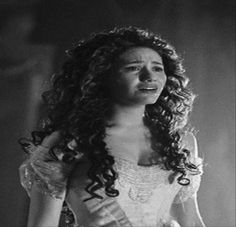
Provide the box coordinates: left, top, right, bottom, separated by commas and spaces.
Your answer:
139, 67, 156, 82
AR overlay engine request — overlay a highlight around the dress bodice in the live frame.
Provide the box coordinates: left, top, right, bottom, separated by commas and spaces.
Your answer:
65, 155, 197, 227
19, 144, 203, 227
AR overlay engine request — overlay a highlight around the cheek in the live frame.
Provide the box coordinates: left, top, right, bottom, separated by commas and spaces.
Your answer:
163, 78, 167, 88
107, 78, 132, 100
159, 74, 167, 87
114, 75, 137, 91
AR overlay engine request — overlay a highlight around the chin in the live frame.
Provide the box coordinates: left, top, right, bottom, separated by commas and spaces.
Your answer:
145, 100, 158, 105
137, 97, 158, 105
145, 95, 159, 104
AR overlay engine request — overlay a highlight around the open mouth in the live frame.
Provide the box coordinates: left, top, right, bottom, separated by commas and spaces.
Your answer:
139, 87, 157, 90
138, 83, 158, 93
139, 88, 158, 93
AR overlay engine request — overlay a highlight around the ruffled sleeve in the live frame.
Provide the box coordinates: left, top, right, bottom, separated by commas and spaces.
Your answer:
19, 139, 82, 199
173, 157, 203, 204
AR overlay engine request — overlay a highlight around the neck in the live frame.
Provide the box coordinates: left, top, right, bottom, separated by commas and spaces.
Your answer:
107, 104, 145, 128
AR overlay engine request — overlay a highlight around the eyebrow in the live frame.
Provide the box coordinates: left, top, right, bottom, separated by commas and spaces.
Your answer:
124, 60, 163, 65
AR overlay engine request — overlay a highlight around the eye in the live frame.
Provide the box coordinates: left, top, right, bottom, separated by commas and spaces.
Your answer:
125, 65, 142, 72
152, 66, 164, 72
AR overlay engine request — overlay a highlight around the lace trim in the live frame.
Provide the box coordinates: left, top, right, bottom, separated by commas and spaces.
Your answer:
19, 144, 66, 199
113, 156, 169, 203
19, 138, 83, 198
19, 139, 85, 226
113, 155, 203, 204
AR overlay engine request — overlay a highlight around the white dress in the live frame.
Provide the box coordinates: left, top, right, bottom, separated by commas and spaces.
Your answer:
19, 143, 203, 227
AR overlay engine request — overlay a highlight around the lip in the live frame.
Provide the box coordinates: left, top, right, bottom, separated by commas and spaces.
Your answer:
138, 83, 158, 91
139, 89, 158, 94
139, 88, 157, 91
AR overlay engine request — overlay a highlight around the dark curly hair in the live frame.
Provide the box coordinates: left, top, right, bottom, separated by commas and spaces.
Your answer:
23, 27, 201, 202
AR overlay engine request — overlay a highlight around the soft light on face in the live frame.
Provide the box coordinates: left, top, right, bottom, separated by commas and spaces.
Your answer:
107, 47, 167, 106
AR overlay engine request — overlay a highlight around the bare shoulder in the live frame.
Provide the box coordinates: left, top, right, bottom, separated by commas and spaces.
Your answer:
181, 131, 199, 159
41, 131, 62, 148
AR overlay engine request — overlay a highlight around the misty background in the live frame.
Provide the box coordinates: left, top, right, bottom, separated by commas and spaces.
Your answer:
0, 0, 235, 226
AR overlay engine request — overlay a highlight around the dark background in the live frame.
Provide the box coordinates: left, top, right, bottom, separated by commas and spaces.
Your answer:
0, 0, 235, 226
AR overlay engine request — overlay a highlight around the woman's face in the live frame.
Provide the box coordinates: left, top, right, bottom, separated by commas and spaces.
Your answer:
107, 47, 167, 106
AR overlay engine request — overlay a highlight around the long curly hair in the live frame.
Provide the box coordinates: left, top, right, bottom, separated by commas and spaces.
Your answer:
26, 27, 201, 201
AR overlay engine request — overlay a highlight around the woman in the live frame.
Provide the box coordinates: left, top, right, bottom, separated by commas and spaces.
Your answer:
19, 27, 205, 227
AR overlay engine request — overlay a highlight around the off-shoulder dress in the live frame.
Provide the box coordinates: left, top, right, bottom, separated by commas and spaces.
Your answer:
19, 139, 203, 227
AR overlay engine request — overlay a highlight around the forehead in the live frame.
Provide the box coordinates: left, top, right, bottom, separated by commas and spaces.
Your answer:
118, 47, 162, 63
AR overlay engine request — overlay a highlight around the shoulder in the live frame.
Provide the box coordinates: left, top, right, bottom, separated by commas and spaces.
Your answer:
40, 131, 83, 162
173, 132, 204, 204
41, 131, 63, 148
180, 131, 203, 174
181, 131, 199, 159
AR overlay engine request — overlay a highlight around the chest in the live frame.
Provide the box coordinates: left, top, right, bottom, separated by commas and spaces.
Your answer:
67, 158, 182, 227
105, 127, 159, 165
